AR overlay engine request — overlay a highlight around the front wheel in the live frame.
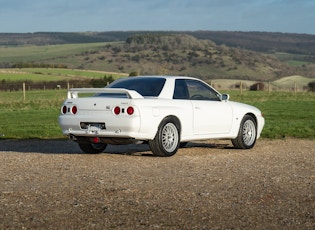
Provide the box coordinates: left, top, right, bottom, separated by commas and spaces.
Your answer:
232, 115, 257, 149
149, 117, 180, 157
78, 143, 107, 154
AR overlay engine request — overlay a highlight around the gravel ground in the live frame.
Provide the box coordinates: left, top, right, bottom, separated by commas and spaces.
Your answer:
1, 138, 315, 229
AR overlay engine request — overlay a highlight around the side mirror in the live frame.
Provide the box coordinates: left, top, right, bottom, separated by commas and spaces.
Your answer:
221, 94, 230, 101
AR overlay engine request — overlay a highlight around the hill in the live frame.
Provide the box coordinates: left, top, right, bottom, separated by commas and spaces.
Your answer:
1, 31, 315, 55
1, 33, 315, 81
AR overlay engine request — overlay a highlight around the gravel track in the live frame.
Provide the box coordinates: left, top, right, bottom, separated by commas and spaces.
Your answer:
1, 139, 315, 229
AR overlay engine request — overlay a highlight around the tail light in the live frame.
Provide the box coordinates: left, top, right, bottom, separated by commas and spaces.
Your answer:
62, 105, 67, 114
127, 106, 134, 115
71, 106, 78, 114
114, 106, 121, 115
61, 105, 77, 115
113, 106, 134, 115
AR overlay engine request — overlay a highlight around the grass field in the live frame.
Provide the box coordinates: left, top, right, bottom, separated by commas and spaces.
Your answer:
226, 90, 315, 139
0, 89, 314, 140
0, 68, 128, 82
0, 43, 109, 63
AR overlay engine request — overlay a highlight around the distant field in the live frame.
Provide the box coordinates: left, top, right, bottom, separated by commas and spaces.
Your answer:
0, 68, 128, 82
2, 38, 314, 80
209, 75, 314, 91
0, 43, 112, 63
1, 68, 313, 91
271, 52, 313, 67
0, 89, 314, 139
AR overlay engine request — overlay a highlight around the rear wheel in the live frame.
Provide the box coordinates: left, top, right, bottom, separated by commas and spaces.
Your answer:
232, 115, 257, 149
149, 117, 180, 157
78, 143, 107, 154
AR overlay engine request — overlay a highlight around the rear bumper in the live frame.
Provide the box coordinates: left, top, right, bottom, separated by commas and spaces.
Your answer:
58, 114, 143, 139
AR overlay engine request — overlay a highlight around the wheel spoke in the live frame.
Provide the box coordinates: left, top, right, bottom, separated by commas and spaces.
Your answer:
161, 123, 178, 152
242, 120, 256, 146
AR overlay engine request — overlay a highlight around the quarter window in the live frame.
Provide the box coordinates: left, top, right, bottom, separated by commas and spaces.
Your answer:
173, 79, 189, 99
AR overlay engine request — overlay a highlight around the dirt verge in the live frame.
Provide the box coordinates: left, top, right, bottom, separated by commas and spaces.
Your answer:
1, 139, 315, 229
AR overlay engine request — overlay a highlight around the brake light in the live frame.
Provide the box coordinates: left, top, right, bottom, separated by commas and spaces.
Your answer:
127, 106, 134, 115
114, 106, 120, 115
71, 106, 78, 114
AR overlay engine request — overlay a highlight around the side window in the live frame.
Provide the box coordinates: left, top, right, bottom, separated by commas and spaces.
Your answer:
173, 79, 189, 99
186, 80, 220, 101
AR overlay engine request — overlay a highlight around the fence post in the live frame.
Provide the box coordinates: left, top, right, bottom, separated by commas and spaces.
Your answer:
23, 82, 26, 101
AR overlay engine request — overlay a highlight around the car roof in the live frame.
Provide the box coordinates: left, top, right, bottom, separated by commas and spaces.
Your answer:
109, 75, 212, 99
116, 75, 198, 81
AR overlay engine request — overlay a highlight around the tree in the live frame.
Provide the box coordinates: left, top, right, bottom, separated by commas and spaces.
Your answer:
308, 81, 315, 92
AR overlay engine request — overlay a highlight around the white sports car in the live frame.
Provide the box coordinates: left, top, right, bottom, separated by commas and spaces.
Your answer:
58, 76, 264, 156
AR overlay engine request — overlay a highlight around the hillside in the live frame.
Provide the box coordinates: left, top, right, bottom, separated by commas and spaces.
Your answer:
1, 33, 315, 81
1, 31, 315, 55
86, 34, 295, 81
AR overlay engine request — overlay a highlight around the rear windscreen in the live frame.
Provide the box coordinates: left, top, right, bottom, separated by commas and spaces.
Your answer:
108, 77, 166, 97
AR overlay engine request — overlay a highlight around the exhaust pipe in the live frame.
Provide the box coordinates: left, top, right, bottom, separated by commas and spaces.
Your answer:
69, 135, 77, 141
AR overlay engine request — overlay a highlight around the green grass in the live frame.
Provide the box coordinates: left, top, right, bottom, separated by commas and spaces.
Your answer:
0, 43, 109, 63
0, 90, 66, 139
0, 89, 314, 140
0, 68, 128, 82
270, 52, 313, 67
226, 91, 315, 139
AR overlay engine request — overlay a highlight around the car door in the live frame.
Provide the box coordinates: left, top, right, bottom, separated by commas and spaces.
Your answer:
185, 79, 233, 135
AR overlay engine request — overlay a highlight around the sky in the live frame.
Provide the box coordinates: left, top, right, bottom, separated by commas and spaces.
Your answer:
0, 0, 314, 34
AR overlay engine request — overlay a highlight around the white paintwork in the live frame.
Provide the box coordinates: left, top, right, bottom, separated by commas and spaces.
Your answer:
58, 76, 265, 144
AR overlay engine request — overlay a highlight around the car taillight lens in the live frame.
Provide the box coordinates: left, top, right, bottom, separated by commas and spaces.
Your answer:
62, 105, 67, 114
114, 106, 120, 115
71, 106, 78, 114
127, 106, 134, 115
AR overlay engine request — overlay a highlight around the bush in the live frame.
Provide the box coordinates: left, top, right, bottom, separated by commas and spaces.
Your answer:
250, 82, 265, 91
129, 71, 139, 76
90, 75, 114, 87
308, 81, 315, 92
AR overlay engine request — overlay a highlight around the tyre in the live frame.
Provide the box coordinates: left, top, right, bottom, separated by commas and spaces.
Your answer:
232, 115, 257, 149
78, 143, 107, 154
180, 142, 188, 148
149, 117, 180, 157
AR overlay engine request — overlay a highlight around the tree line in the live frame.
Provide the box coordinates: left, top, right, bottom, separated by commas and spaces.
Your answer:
0, 76, 115, 91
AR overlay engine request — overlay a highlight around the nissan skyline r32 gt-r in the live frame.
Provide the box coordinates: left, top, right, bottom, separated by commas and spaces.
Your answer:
58, 76, 265, 157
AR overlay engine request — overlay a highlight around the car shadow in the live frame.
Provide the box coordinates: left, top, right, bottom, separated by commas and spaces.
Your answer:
184, 141, 233, 149
0, 139, 232, 155
0, 139, 152, 155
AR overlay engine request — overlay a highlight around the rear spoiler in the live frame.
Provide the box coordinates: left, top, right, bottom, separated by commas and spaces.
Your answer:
67, 88, 144, 99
